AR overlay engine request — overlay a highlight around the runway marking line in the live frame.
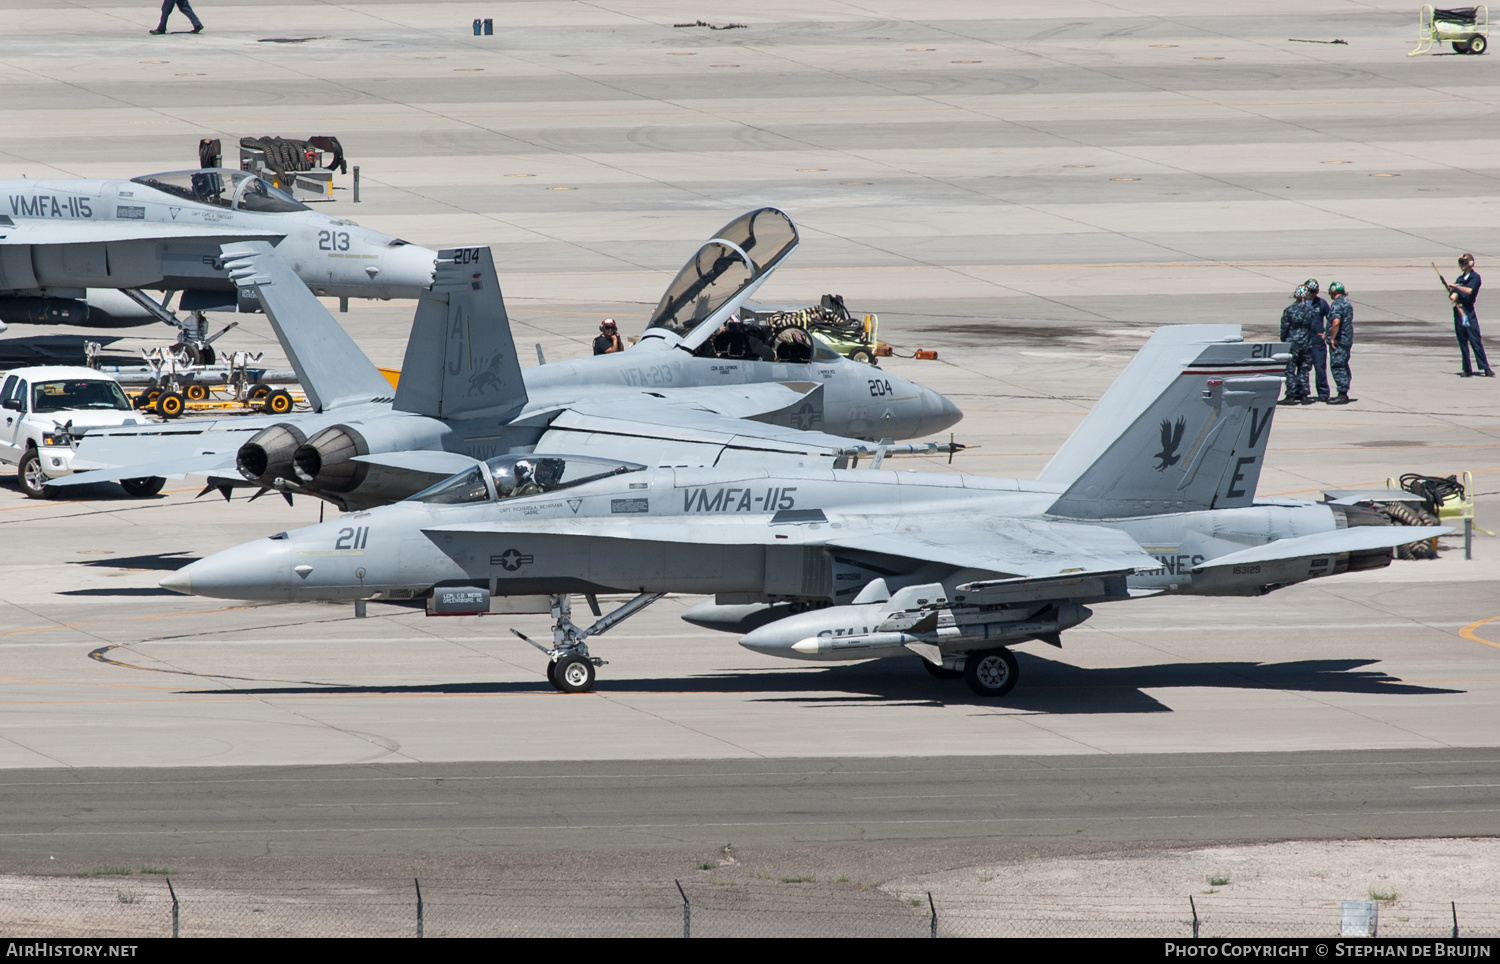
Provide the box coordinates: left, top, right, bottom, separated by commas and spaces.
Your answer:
1459, 616, 1500, 650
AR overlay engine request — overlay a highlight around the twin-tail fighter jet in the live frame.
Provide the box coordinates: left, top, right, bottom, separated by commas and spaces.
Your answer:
0, 168, 437, 351
163, 325, 1446, 697
53, 209, 960, 506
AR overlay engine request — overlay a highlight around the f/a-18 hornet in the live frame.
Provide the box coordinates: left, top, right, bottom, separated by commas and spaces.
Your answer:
54, 208, 959, 505
0, 168, 436, 352
164, 325, 1445, 697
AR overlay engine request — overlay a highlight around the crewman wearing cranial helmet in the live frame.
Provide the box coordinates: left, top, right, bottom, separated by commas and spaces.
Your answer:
1327, 282, 1354, 404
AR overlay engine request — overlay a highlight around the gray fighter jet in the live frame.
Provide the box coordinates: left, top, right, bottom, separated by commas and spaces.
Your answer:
0, 168, 436, 353
162, 325, 1446, 697
54, 209, 959, 505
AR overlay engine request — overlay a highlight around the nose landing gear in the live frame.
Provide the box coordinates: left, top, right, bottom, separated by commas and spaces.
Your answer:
512, 592, 666, 693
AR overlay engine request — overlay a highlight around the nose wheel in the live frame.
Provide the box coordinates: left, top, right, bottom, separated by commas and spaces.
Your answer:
550, 654, 597, 693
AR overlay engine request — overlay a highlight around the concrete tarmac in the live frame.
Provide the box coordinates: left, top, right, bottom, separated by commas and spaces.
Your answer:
1, 1, 1499, 869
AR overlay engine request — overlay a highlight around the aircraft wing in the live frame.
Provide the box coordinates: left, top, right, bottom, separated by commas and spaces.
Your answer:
1192, 525, 1452, 570
0, 221, 284, 245
535, 399, 875, 467
827, 519, 1161, 578
424, 515, 1161, 580
49, 451, 241, 487
50, 420, 267, 487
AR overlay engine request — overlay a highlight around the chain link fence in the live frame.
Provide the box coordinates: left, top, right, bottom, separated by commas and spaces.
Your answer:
4, 876, 1498, 938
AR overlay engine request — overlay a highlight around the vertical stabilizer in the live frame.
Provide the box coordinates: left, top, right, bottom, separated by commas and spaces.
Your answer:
1039, 325, 1243, 485
221, 241, 394, 412
394, 246, 528, 421
1047, 336, 1287, 519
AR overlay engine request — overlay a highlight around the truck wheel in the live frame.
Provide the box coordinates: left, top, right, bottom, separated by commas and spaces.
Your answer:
156, 391, 185, 419
18, 450, 56, 500
185, 384, 209, 402
1470, 35, 1487, 54
120, 477, 166, 498
849, 348, 875, 365
1454, 41, 1472, 53
264, 389, 294, 415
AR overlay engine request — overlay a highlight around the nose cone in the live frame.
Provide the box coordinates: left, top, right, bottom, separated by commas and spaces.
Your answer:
923, 386, 963, 435
159, 536, 294, 601
381, 242, 438, 296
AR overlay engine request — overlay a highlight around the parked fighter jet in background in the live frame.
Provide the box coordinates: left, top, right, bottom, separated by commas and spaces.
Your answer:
53, 210, 960, 504
163, 325, 1446, 697
0, 168, 436, 357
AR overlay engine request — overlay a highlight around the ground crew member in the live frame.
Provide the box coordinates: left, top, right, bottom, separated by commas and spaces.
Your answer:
592, 318, 623, 356
1279, 286, 1315, 405
151, 0, 203, 34
1303, 279, 1332, 401
1447, 254, 1492, 377
1327, 282, 1353, 404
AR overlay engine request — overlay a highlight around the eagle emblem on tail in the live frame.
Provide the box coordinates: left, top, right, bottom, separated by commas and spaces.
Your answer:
1154, 417, 1186, 471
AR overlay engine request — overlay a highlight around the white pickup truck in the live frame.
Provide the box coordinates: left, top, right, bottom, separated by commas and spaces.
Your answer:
0, 366, 162, 498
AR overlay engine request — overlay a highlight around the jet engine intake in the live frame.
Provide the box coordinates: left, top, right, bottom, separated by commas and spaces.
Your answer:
236, 423, 307, 487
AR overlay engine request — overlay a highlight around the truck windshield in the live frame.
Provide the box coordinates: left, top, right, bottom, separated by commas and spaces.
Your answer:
32, 380, 132, 413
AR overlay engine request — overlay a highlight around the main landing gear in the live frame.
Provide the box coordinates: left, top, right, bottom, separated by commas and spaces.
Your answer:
918, 648, 1020, 697
512, 592, 666, 693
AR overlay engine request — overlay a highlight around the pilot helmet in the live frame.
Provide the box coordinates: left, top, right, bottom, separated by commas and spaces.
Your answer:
1303, 278, 1319, 295
491, 459, 520, 493
600, 318, 617, 330
513, 458, 536, 483
533, 457, 565, 488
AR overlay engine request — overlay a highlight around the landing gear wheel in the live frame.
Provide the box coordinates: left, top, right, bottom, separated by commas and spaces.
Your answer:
545, 659, 561, 691
155, 391, 186, 419
921, 658, 964, 680
120, 476, 166, 498
171, 343, 203, 367
553, 654, 596, 693
263, 389, 294, 415
18, 450, 56, 499
185, 384, 209, 402
963, 648, 1018, 697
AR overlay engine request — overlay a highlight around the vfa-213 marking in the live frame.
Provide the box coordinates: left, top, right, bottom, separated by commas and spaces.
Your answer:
621, 365, 677, 387
683, 486, 798, 513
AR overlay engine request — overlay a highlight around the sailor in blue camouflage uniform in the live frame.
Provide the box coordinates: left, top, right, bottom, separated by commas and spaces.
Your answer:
1303, 279, 1332, 402
1327, 281, 1353, 404
1279, 285, 1315, 405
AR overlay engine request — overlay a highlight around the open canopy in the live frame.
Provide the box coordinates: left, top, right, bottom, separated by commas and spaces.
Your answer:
646, 208, 798, 349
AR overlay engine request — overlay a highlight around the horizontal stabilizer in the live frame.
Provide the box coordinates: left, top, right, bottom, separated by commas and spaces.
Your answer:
222, 241, 394, 412
49, 452, 238, 487
1193, 526, 1451, 570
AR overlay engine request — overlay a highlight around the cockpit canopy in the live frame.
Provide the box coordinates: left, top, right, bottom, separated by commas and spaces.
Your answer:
407, 455, 645, 506
131, 169, 310, 213
647, 208, 798, 337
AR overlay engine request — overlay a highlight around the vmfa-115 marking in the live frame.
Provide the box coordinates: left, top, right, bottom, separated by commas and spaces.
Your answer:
56, 208, 959, 505
164, 325, 1445, 697
0, 168, 436, 334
